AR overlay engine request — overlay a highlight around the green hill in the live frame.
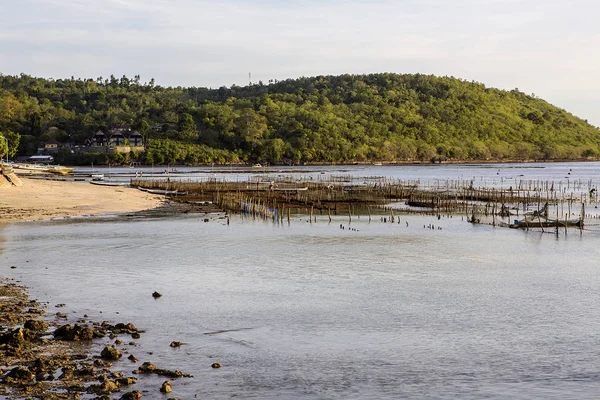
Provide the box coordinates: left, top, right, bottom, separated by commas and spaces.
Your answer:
1, 73, 598, 164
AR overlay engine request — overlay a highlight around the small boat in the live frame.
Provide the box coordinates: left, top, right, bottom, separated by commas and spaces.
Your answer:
13, 164, 73, 175
272, 187, 308, 192
144, 188, 187, 196
12, 164, 50, 173
252, 164, 263, 168
509, 217, 582, 229
89, 181, 125, 187
91, 174, 105, 181
47, 166, 74, 175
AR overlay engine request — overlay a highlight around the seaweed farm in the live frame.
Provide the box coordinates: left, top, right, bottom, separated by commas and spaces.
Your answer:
131, 173, 600, 234
6, 164, 600, 399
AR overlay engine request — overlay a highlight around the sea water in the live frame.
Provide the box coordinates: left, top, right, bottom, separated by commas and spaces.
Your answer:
80, 161, 600, 190
2, 208, 600, 399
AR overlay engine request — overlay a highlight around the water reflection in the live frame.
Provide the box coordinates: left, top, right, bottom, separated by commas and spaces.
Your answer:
2, 212, 600, 399
0, 226, 5, 255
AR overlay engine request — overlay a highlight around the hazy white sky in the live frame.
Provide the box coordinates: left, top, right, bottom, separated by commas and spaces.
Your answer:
2, 0, 599, 125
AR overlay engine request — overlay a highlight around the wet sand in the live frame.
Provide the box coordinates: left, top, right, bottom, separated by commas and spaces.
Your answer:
0, 179, 164, 223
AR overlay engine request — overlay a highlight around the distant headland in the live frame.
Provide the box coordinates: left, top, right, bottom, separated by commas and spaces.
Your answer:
1, 73, 599, 166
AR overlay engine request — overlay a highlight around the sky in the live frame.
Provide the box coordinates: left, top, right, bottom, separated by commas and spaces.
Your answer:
1, 0, 600, 126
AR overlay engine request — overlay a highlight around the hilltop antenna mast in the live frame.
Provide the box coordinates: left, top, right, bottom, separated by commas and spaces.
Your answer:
249, 72, 251, 85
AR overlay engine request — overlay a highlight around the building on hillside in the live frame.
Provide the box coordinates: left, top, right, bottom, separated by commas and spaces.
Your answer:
28, 155, 55, 164
128, 130, 144, 146
82, 126, 146, 154
40, 138, 60, 153
109, 124, 131, 135
109, 130, 126, 146
92, 130, 107, 146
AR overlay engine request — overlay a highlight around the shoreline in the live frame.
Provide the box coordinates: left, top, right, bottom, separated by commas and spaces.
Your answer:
0, 178, 165, 224
102, 159, 600, 167
0, 278, 191, 399
296, 158, 600, 166
10, 158, 600, 171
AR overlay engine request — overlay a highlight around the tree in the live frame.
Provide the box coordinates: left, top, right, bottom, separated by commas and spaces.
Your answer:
177, 113, 198, 140
5, 131, 20, 158
0, 72, 597, 165
416, 141, 436, 161
264, 138, 286, 162
234, 109, 267, 153
109, 151, 125, 164
0, 133, 7, 159
0, 92, 24, 126
0, 131, 20, 159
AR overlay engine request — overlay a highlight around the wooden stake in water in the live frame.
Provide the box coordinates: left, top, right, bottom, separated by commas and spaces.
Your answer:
555, 202, 559, 238
580, 203, 585, 234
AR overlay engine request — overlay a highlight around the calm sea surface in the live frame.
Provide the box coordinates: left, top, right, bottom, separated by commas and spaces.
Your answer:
81, 161, 600, 189
2, 164, 600, 399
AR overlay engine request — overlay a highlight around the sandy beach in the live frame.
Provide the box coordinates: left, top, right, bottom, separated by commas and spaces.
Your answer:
0, 178, 164, 223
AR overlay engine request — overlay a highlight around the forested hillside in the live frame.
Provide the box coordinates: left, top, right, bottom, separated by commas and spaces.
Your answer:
0, 73, 598, 165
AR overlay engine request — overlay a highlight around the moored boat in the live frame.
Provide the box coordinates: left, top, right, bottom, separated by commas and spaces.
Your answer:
89, 180, 125, 187
13, 164, 73, 175
272, 187, 308, 192
508, 217, 582, 229
13, 164, 50, 173
47, 166, 74, 175
144, 188, 187, 195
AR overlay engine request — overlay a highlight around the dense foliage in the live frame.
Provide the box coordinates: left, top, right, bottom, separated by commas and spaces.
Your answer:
1, 73, 599, 164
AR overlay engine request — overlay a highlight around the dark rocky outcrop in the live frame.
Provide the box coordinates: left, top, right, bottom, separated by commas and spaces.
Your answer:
53, 324, 96, 341
0, 280, 191, 399
133, 361, 193, 378
121, 390, 143, 400
23, 319, 48, 332
135, 361, 156, 373
116, 376, 137, 386
3, 366, 35, 384
0, 327, 40, 358
100, 346, 122, 360
88, 379, 119, 395
160, 380, 173, 393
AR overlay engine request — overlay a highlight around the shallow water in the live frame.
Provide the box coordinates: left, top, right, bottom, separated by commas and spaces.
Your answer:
2, 210, 600, 399
80, 161, 600, 190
